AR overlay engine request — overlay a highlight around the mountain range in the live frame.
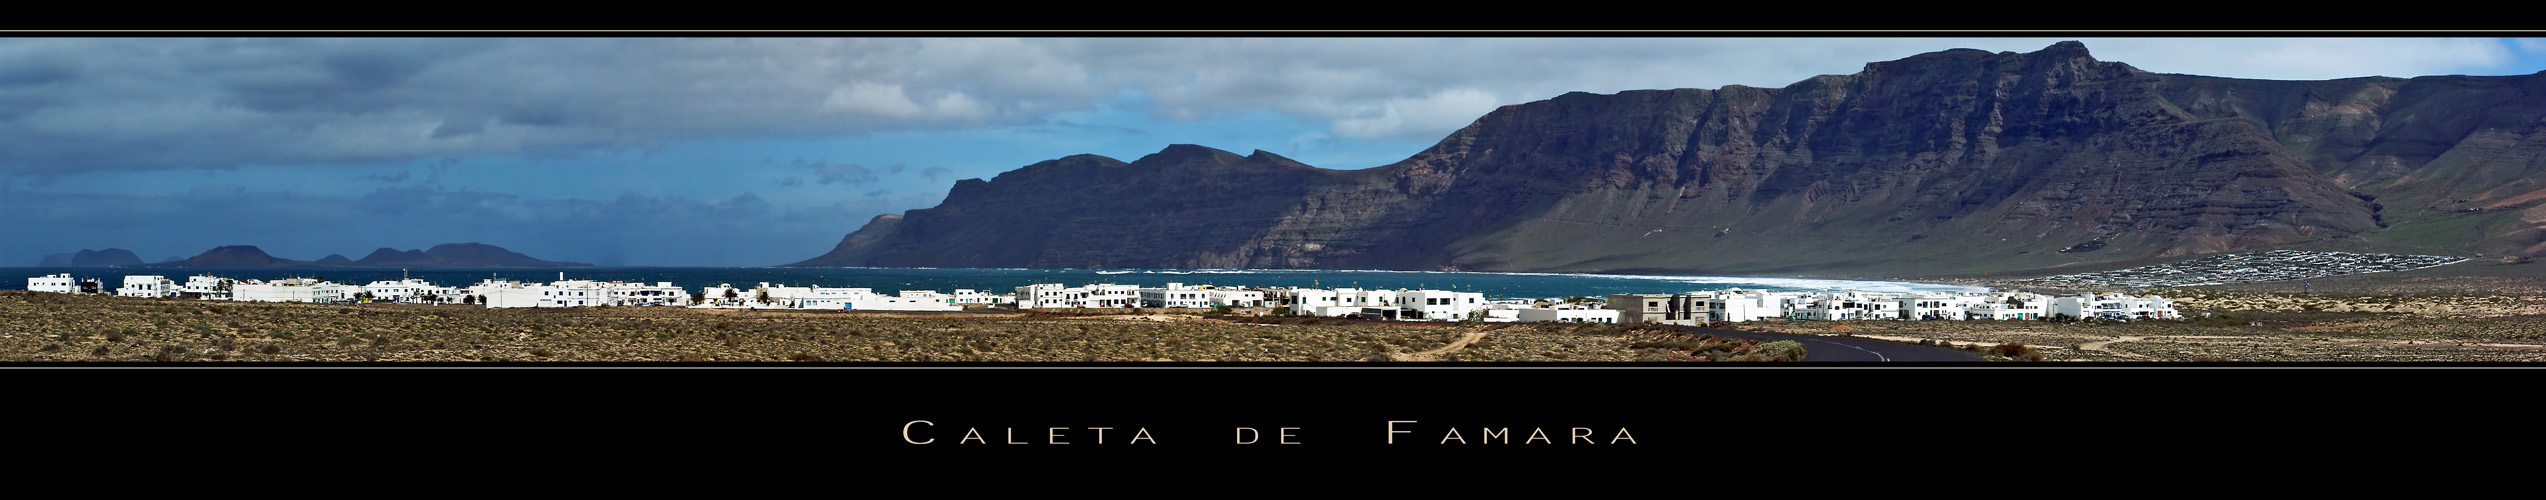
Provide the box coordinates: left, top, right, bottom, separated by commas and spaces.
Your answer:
790, 41, 2546, 276
82, 243, 598, 269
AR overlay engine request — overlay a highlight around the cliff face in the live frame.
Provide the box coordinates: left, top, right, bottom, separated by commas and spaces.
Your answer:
793, 42, 2544, 275
2147, 71, 2546, 257
789, 214, 903, 267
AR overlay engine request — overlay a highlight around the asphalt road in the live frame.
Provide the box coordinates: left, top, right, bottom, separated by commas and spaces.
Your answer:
1657, 324, 1984, 362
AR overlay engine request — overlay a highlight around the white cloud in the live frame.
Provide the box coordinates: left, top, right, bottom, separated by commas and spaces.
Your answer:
5, 38, 2540, 178
823, 82, 929, 118
1330, 88, 1504, 141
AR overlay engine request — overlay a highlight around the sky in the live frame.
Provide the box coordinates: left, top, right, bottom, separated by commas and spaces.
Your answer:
7, 37, 2546, 267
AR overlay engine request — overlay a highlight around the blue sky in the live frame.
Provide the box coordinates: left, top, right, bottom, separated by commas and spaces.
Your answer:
7, 37, 2545, 266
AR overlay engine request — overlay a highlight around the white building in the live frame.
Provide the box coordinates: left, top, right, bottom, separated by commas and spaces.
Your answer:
755, 283, 876, 309
604, 281, 689, 307
697, 283, 749, 307
462, 279, 532, 306
28, 274, 77, 294
1515, 307, 1620, 323
1014, 283, 1138, 309
230, 278, 347, 303
1611, 293, 1713, 325
1136, 283, 1214, 309
1269, 287, 1378, 317
117, 275, 176, 298
865, 291, 964, 311
1205, 288, 1267, 308
1708, 290, 1785, 323
1264, 287, 1485, 320
504, 280, 604, 308
483, 278, 691, 308
951, 289, 1012, 306
181, 275, 234, 300
1398, 289, 1487, 321
706, 282, 962, 311
1899, 293, 1991, 321
1792, 291, 1898, 321
1966, 292, 2050, 320
361, 278, 439, 303
1266, 287, 1342, 315
2052, 293, 2181, 320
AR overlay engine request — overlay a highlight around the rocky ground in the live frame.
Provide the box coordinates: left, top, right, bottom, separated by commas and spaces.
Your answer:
0, 291, 1792, 363
1724, 288, 2546, 362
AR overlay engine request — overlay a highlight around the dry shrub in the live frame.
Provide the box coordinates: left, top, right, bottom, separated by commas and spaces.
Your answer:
1989, 342, 2045, 362
1752, 340, 1808, 362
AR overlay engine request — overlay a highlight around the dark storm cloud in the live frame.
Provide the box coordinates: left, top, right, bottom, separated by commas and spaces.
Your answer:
0, 50, 81, 87
0, 38, 1090, 177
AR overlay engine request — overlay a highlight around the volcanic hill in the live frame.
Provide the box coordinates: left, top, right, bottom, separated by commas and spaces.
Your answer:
144, 243, 591, 269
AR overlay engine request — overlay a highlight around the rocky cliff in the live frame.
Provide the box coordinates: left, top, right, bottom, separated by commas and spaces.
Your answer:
791, 41, 2546, 275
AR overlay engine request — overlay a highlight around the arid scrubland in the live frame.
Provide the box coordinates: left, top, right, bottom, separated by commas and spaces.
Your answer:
1726, 287, 2546, 362
0, 291, 1798, 363
14, 281, 2544, 363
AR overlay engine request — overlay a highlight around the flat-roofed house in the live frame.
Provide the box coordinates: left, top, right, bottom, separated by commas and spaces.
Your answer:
28, 274, 76, 294
1610, 293, 1711, 325
117, 275, 176, 298
1136, 283, 1213, 309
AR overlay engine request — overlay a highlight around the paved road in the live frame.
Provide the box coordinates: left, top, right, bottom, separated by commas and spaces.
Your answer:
1654, 325, 1984, 362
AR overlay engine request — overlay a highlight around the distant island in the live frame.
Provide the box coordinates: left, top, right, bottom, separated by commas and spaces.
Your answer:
35, 248, 146, 268
36, 243, 592, 268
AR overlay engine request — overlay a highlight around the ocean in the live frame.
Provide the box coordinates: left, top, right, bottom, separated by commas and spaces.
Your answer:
7, 267, 1986, 299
